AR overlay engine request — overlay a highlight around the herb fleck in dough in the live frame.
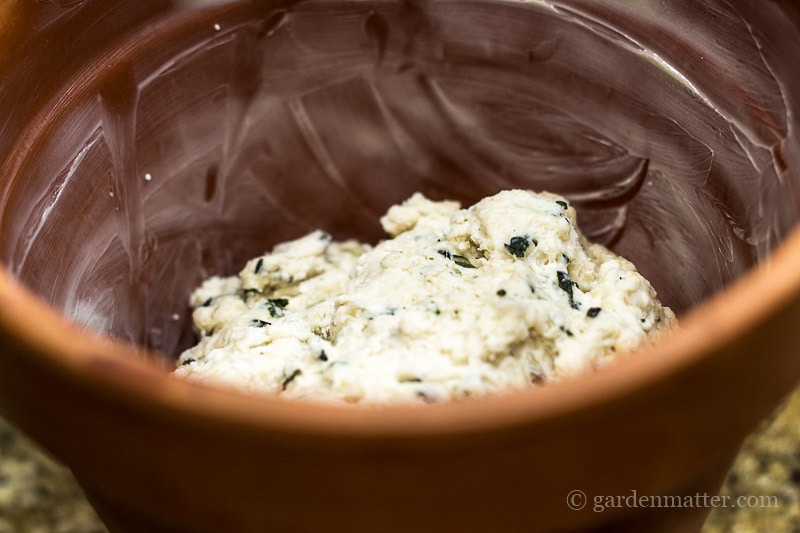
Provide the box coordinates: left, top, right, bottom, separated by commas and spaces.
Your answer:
175, 190, 676, 403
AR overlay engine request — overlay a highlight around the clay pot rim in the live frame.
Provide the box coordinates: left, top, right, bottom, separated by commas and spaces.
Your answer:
1, 220, 797, 440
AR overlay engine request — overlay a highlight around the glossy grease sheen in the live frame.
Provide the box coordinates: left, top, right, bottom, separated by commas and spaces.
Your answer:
1, 0, 797, 360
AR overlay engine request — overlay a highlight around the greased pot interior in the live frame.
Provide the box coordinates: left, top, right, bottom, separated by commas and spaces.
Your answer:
2, 0, 797, 358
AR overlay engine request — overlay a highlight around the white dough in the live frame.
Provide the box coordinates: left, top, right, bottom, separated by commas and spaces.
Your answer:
174, 190, 676, 403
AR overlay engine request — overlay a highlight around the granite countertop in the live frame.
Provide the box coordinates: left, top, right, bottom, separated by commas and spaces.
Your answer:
2, 387, 800, 532
0, 419, 105, 533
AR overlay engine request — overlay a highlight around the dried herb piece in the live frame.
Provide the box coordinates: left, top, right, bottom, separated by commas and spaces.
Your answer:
562, 254, 570, 264
505, 235, 531, 258
180, 357, 196, 366
400, 376, 423, 383
318, 350, 329, 362
496, 289, 507, 297
587, 307, 602, 318
452, 255, 476, 268
438, 249, 477, 269
254, 257, 264, 274
200, 297, 213, 307
265, 298, 289, 318
556, 200, 569, 210
250, 319, 270, 328
557, 270, 580, 310
281, 369, 302, 390
556, 270, 572, 293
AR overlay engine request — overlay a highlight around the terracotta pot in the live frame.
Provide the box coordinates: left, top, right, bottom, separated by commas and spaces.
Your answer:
1, 0, 800, 531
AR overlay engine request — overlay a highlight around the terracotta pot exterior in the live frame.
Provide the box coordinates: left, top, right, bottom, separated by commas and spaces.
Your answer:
1, 1, 800, 531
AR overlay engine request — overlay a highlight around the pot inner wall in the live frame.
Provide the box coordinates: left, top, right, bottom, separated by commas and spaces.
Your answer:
1, 0, 798, 361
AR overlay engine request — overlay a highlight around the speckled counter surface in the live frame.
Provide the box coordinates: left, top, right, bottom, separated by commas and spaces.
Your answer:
0, 417, 106, 533
2, 387, 800, 533
702, 384, 800, 533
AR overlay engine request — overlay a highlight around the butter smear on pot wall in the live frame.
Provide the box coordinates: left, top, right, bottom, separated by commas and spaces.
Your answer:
174, 189, 675, 403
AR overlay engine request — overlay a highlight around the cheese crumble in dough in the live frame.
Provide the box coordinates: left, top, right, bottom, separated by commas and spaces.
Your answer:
175, 190, 676, 403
